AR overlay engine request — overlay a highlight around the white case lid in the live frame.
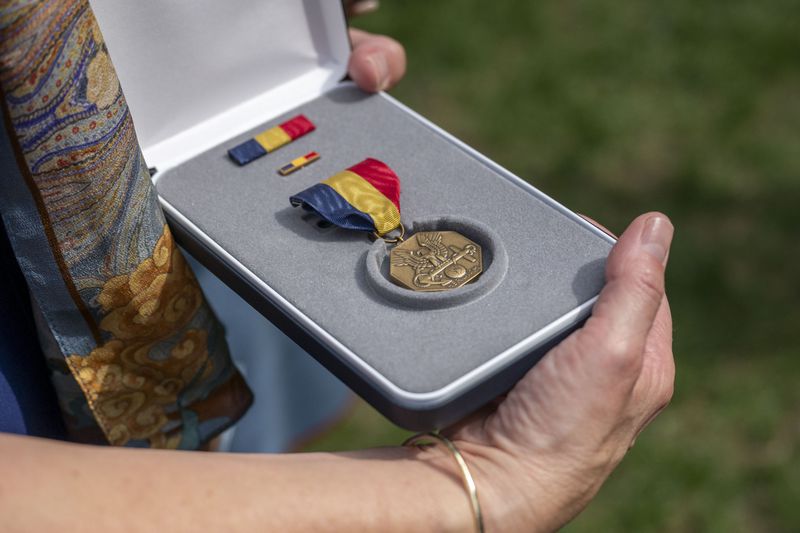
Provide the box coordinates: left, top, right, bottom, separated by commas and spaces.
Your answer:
89, 0, 350, 169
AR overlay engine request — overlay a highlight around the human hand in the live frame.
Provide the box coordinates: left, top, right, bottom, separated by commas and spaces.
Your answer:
348, 28, 406, 92
450, 212, 675, 532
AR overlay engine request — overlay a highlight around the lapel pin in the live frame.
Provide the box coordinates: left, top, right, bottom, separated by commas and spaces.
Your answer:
278, 151, 321, 175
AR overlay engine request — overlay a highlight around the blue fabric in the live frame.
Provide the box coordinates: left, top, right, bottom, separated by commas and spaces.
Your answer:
0, 218, 66, 439
290, 183, 376, 233
228, 139, 267, 166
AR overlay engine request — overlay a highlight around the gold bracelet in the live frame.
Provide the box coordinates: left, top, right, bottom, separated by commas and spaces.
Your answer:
403, 432, 485, 533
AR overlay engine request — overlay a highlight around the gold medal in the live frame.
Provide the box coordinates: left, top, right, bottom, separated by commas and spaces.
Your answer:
388, 230, 483, 292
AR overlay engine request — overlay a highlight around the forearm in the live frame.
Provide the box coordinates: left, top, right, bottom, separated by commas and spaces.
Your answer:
0, 433, 473, 532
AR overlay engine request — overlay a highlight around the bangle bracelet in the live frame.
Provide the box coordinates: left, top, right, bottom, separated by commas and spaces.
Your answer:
403, 432, 485, 533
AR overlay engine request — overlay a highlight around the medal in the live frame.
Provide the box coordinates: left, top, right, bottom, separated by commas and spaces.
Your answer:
290, 158, 483, 292
389, 231, 482, 291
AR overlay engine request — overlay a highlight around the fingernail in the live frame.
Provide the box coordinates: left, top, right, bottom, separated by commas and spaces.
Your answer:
367, 53, 390, 91
640, 215, 673, 263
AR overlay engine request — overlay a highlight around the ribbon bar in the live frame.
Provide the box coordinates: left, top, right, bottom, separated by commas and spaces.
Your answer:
228, 114, 315, 166
279, 151, 320, 176
290, 158, 401, 236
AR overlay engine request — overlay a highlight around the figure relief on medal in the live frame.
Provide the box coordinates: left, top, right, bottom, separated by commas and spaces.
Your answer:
390, 231, 483, 292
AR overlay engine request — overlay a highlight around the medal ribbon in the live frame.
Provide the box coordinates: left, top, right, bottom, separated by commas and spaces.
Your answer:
229, 114, 315, 166
290, 158, 401, 236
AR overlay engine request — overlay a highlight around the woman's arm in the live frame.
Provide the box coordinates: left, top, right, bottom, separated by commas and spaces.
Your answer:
1, 213, 674, 532
0, 433, 476, 532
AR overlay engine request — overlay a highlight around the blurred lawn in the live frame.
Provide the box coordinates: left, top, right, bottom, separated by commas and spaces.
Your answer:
306, 1, 800, 530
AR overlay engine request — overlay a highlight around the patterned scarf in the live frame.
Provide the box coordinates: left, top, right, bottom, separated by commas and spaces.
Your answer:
0, 0, 252, 448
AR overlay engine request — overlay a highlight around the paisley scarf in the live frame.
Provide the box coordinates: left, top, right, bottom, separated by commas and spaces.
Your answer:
0, 0, 252, 448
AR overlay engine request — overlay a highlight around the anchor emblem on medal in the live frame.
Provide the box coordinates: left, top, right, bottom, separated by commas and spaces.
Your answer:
388, 230, 482, 291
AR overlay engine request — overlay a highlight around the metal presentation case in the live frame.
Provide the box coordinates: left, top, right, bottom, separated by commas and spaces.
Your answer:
91, 0, 615, 430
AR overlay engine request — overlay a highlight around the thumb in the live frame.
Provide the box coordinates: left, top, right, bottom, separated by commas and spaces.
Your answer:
575, 212, 674, 381
348, 28, 407, 92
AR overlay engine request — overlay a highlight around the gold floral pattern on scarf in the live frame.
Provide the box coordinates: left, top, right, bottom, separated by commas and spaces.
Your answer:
67, 225, 214, 447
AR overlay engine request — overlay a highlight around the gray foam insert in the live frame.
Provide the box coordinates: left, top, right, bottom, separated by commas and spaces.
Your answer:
155, 85, 613, 393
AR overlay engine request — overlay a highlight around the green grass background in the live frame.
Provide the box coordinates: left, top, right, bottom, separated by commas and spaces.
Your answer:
306, 1, 800, 530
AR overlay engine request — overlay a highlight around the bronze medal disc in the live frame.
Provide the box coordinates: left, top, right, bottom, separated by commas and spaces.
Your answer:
389, 231, 483, 292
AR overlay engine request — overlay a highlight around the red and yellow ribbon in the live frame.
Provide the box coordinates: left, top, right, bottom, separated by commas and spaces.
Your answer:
290, 158, 402, 236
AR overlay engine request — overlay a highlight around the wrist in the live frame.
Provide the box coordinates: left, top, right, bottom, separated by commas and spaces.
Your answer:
406, 430, 610, 533
454, 438, 581, 533
403, 443, 477, 532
